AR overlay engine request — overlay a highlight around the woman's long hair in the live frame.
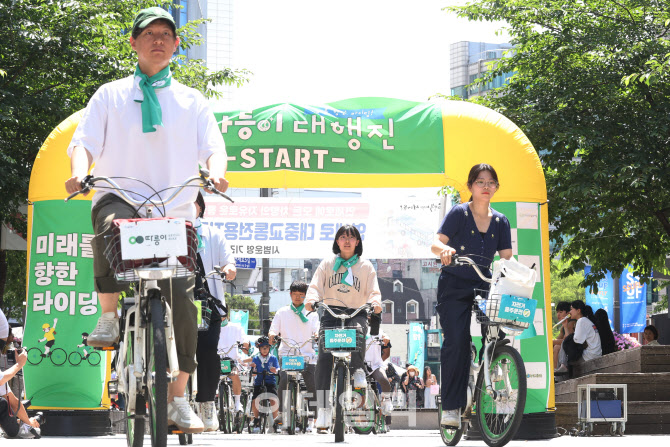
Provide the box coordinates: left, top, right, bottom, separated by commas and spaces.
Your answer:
594, 308, 616, 355
571, 300, 596, 324
423, 366, 431, 385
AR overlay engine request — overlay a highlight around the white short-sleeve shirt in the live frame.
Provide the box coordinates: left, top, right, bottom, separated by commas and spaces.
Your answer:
217, 322, 246, 361
269, 305, 320, 364
68, 76, 226, 219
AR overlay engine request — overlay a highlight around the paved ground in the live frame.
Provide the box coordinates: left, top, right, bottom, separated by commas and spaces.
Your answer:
2, 430, 669, 446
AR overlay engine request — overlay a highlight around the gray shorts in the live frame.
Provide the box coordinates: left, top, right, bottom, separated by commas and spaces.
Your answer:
90, 193, 198, 373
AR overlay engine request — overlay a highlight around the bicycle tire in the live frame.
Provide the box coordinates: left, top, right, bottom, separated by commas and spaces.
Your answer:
68, 351, 83, 366
217, 382, 229, 433
259, 410, 267, 434
474, 345, 527, 447
286, 381, 297, 434
126, 335, 146, 447
297, 392, 309, 434
334, 362, 346, 442
352, 388, 374, 435
87, 351, 102, 366
236, 391, 248, 433
438, 398, 464, 446
50, 348, 67, 366
147, 294, 168, 447
27, 347, 43, 365
224, 383, 233, 433
178, 433, 187, 445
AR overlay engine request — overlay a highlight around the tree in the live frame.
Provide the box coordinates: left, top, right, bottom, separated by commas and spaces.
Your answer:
0, 0, 249, 307
446, 0, 670, 288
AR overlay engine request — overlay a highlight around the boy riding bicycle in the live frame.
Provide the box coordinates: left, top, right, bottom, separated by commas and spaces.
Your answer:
249, 337, 280, 432
64, 7, 228, 433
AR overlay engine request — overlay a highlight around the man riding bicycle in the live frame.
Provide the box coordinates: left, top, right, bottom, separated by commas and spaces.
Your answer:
64, 7, 228, 434
269, 280, 320, 430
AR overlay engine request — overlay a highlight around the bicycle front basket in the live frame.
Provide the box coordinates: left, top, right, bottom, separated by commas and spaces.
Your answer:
477, 290, 537, 332
282, 355, 305, 371
104, 218, 198, 282
319, 327, 363, 353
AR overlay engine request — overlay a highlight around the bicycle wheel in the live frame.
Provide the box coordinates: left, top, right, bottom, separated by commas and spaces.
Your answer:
147, 295, 168, 447
259, 409, 267, 434
334, 363, 346, 442
68, 351, 83, 366
236, 390, 248, 433
285, 380, 297, 434
352, 388, 374, 435
438, 398, 464, 446
297, 392, 309, 434
222, 383, 233, 433
27, 347, 43, 365
50, 348, 67, 366
474, 345, 527, 447
87, 351, 102, 366
126, 336, 146, 447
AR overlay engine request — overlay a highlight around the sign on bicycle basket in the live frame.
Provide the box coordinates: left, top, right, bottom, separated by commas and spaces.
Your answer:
119, 219, 187, 261
220, 359, 232, 374
324, 329, 357, 349
282, 356, 305, 371
498, 294, 537, 324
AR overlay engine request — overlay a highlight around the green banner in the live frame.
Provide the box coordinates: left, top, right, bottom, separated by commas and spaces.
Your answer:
215, 98, 445, 175
24, 200, 106, 409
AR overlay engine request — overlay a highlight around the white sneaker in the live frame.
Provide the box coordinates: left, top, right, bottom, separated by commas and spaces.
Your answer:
315, 408, 332, 430
352, 369, 367, 389
87, 312, 119, 347
199, 401, 218, 432
17, 423, 40, 439
168, 396, 204, 434
441, 409, 460, 428
381, 398, 393, 416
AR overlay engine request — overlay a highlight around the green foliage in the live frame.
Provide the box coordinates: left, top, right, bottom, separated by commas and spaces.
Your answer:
445, 0, 670, 289
0, 0, 250, 235
549, 259, 584, 334
1, 250, 27, 321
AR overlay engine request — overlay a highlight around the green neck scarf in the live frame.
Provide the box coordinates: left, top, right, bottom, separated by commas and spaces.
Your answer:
134, 65, 172, 133
333, 254, 359, 286
221, 319, 229, 327
290, 303, 309, 323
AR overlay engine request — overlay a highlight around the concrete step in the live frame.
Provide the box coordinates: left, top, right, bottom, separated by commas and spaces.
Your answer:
555, 372, 670, 403
556, 401, 670, 435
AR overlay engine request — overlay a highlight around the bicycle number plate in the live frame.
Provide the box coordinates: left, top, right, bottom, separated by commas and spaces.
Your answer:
498, 294, 537, 324
119, 218, 187, 261
220, 359, 232, 374
324, 329, 357, 349
282, 355, 305, 371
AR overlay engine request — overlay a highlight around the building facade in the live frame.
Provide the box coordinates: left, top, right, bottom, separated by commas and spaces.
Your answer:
450, 41, 514, 100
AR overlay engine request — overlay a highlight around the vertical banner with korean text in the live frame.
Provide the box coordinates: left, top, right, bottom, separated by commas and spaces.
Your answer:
408, 322, 425, 373
619, 265, 648, 334
584, 266, 615, 329
24, 200, 106, 409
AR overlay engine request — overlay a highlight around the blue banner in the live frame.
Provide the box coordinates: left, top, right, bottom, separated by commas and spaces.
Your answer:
585, 266, 615, 329
408, 322, 425, 373
619, 266, 647, 334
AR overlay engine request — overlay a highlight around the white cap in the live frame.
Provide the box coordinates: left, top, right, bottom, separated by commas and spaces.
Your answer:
0, 308, 9, 339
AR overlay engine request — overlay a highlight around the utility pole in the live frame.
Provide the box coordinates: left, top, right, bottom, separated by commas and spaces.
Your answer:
259, 187, 271, 334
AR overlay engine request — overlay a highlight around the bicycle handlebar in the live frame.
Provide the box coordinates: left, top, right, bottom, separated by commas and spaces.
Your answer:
313, 301, 372, 320
441, 255, 492, 284
64, 169, 234, 205
203, 267, 236, 287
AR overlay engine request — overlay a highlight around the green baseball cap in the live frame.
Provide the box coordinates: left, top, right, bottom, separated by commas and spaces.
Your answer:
132, 7, 176, 35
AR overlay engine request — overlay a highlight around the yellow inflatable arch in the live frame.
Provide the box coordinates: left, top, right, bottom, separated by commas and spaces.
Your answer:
27, 99, 553, 415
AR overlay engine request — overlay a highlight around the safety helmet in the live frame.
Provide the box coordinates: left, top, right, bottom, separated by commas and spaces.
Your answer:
42, 323, 50, 329
255, 336, 271, 348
